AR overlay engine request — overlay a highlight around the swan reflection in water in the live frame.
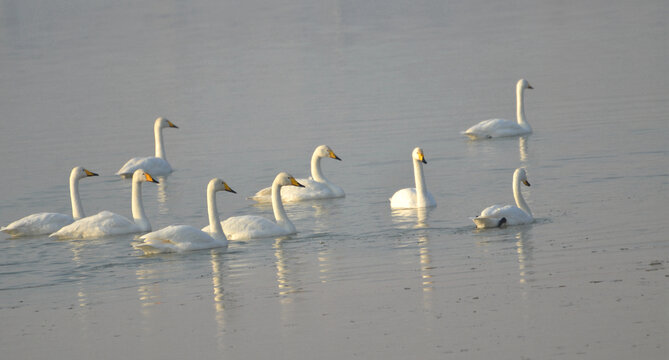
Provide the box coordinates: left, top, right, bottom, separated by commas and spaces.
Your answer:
210, 249, 227, 350
390, 206, 431, 229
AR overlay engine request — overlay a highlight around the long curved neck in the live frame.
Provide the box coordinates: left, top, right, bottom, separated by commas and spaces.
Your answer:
513, 174, 532, 217
154, 122, 166, 160
516, 85, 530, 130
131, 179, 151, 231
310, 153, 329, 183
69, 173, 84, 220
413, 159, 428, 207
207, 186, 225, 237
271, 180, 295, 232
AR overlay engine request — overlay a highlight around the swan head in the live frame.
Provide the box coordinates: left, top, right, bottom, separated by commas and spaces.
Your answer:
518, 78, 533, 90
275, 172, 305, 188
412, 147, 427, 164
208, 178, 237, 194
515, 167, 531, 187
133, 169, 160, 184
155, 117, 179, 129
315, 145, 342, 161
71, 166, 99, 180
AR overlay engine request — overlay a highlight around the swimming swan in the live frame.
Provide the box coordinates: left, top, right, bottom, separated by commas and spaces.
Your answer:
205, 172, 304, 240
250, 145, 344, 202
463, 79, 533, 139
473, 167, 534, 228
116, 117, 178, 177
1, 167, 98, 237
134, 178, 236, 254
50, 169, 159, 239
390, 147, 436, 209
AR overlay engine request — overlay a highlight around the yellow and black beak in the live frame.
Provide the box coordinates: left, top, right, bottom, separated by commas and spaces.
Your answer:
522, 180, 531, 186
290, 177, 305, 188
418, 152, 427, 164
84, 169, 99, 177
144, 173, 160, 184
167, 120, 179, 129
328, 150, 342, 161
223, 182, 236, 194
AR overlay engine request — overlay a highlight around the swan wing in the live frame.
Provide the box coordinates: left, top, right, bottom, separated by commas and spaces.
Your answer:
464, 118, 528, 139
135, 225, 226, 253
474, 204, 532, 228
2, 212, 74, 237
50, 211, 139, 239
117, 156, 172, 177
390, 188, 418, 209
219, 215, 290, 240
250, 178, 344, 202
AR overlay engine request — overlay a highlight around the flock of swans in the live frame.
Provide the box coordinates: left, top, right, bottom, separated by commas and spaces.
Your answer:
2, 79, 536, 254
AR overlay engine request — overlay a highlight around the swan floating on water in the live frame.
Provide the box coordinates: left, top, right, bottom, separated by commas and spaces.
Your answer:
473, 167, 534, 229
134, 178, 236, 254
250, 145, 344, 202
205, 172, 303, 240
1, 167, 98, 237
116, 117, 178, 177
50, 169, 159, 239
390, 147, 436, 209
463, 79, 533, 139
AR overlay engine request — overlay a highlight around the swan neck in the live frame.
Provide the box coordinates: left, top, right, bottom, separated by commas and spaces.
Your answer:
513, 173, 532, 217
69, 172, 84, 220
271, 180, 295, 232
413, 158, 428, 207
131, 178, 151, 231
516, 85, 530, 130
154, 121, 166, 160
311, 153, 328, 183
207, 185, 224, 236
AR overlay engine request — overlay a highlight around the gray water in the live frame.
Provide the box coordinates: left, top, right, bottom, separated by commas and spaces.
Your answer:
1, 0, 668, 359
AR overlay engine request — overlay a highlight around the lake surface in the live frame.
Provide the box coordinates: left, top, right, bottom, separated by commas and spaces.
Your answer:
1, 0, 668, 359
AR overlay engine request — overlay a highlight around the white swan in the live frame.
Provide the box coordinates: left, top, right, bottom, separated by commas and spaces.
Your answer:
1, 167, 98, 237
390, 147, 436, 209
249, 145, 344, 202
50, 169, 159, 239
116, 117, 178, 177
204, 172, 304, 240
473, 167, 534, 229
463, 79, 533, 139
134, 178, 236, 254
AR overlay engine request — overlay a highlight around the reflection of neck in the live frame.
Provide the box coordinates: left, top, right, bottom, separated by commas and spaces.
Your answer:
154, 121, 166, 160
271, 179, 295, 233
207, 183, 225, 239
413, 158, 428, 207
513, 173, 532, 217
311, 152, 328, 183
69, 171, 84, 220
516, 84, 530, 131
131, 176, 151, 231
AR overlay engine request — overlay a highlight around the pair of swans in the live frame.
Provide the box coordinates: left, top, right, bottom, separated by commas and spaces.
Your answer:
1, 167, 99, 237
463, 79, 533, 139
116, 117, 179, 177
134, 172, 304, 253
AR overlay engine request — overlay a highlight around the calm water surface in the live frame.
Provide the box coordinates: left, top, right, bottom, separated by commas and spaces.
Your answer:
1, 0, 668, 359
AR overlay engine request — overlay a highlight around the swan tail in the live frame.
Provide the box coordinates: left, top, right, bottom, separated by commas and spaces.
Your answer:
248, 187, 271, 202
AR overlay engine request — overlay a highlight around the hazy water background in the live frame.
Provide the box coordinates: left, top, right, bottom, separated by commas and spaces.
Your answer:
1, 0, 668, 359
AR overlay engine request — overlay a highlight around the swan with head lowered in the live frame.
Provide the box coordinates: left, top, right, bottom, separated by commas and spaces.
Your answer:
473, 167, 534, 229
390, 147, 436, 209
116, 117, 178, 177
134, 178, 236, 254
249, 145, 344, 202
204, 172, 304, 240
1, 167, 98, 237
463, 79, 533, 139
50, 169, 159, 239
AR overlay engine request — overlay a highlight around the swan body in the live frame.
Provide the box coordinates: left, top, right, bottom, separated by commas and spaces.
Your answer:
205, 172, 303, 240
473, 168, 534, 228
463, 79, 533, 139
135, 178, 236, 254
116, 117, 178, 177
50, 169, 158, 239
1, 167, 98, 237
390, 147, 436, 209
250, 145, 344, 202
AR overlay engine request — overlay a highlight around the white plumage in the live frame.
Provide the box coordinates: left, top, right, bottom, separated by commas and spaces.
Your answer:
473, 168, 534, 229
116, 117, 178, 177
390, 147, 436, 209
